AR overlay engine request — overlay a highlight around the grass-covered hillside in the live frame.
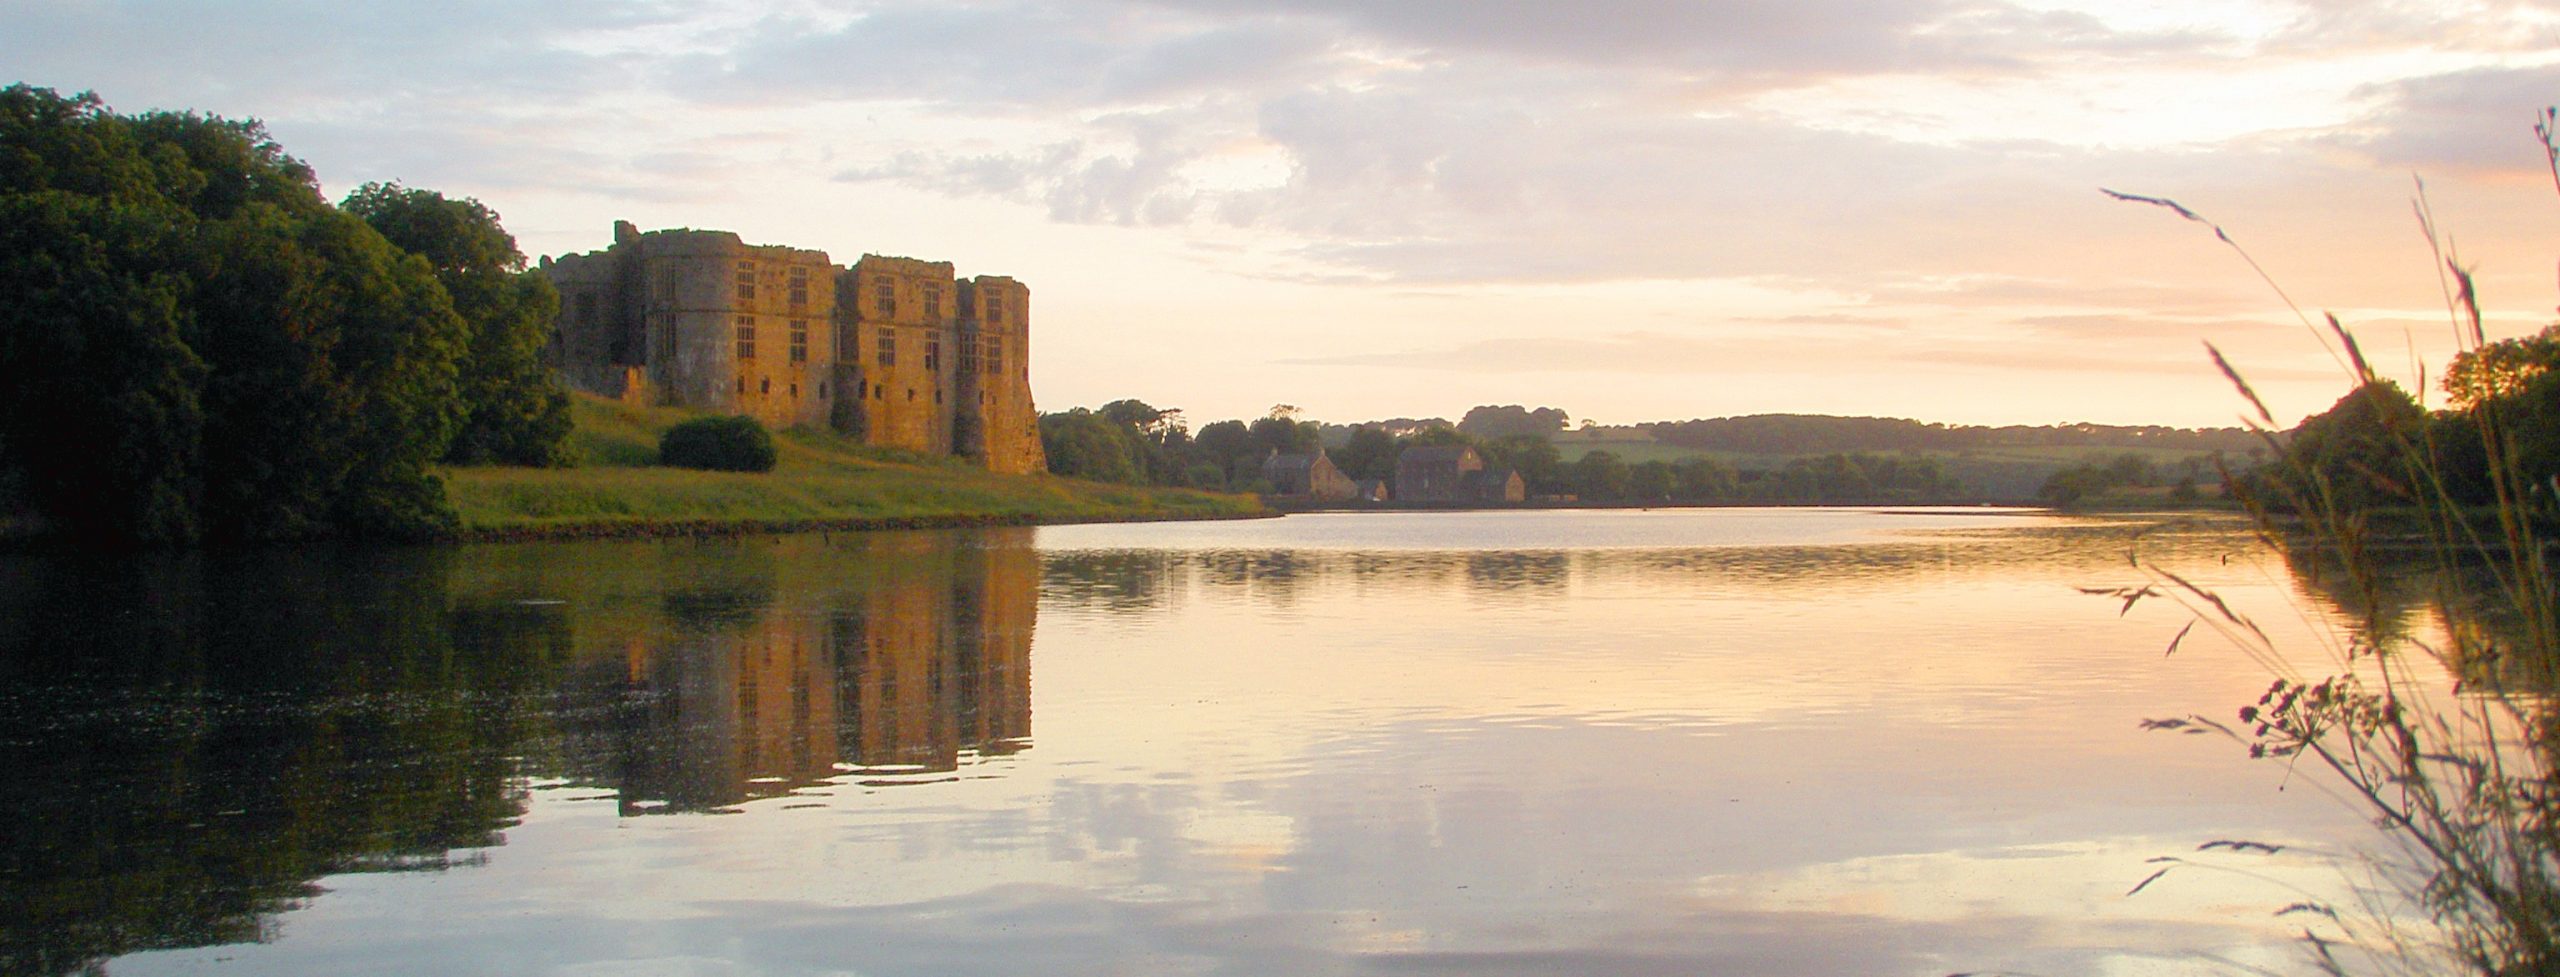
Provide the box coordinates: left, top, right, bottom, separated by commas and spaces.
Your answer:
442, 395, 1264, 538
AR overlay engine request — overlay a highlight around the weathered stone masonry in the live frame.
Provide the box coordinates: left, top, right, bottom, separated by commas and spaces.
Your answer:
543, 222, 1046, 475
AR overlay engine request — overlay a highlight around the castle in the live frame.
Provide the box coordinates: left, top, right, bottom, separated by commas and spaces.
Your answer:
541, 222, 1046, 475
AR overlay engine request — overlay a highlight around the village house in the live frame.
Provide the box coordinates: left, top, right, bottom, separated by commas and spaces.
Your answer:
1394, 445, 1479, 503
540, 222, 1045, 475
1394, 445, 1525, 504
1261, 449, 1358, 502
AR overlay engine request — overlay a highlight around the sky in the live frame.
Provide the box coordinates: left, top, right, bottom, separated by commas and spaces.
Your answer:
9, 0, 2560, 429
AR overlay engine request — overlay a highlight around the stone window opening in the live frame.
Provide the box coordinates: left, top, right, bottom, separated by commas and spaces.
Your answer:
760, 377, 771, 394
736, 377, 746, 394
925, 338, 940, 373
985, 292, 1003, 322
934, 388, 943, 405
874, 386, 884, 401
789, 383, 799, 398
735, 316, 756, 360
789, 319, 808, 362
735, 261, 756, 303
923, 285, 942, 319
907, 388, 916, 402
985, 334, 1003, 376
873, 280, 894, 317
788, 267, 809, 308
819, 382, 829, 400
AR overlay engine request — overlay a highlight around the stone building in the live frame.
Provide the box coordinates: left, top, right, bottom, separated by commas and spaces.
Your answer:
543, 222, 1045, 475
1395, 445, 1483, 503
1261, 449, 1358, 501
1393, 445, 1525, 504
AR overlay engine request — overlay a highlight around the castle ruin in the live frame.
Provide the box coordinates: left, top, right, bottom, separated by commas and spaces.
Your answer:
542, 222, 1045, 475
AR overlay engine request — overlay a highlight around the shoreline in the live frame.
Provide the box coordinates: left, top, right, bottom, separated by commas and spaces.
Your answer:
452, 506, 1278, 544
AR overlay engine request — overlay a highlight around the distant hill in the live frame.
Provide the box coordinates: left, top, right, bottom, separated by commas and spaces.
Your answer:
1642, 414, 2266, 456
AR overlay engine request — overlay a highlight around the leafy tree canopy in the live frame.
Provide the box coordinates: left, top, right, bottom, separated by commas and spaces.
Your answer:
0, 85, 530, 542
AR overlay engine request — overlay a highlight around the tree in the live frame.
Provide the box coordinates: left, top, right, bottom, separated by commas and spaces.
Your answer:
1458, 405, 1570, 440
1674, 458, 1738, 499
658, 416, 776, 472
0, 192, 205, 543
2443, 326, 2560, 410
1627, 460, 1677, 500
343, 182, 569, 466
2276, 380, 2428, 512
0, 86, 471, 542
1333, 426, 1401, 482
1192, 419, 1253, 481
1039, 410, 1144, 483
1249, 414, 1319, 458
1571, 450, 1631, 500
1480, 434, 1562, 494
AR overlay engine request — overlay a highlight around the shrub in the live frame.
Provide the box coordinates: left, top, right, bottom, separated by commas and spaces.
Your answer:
658, 416, 776, 472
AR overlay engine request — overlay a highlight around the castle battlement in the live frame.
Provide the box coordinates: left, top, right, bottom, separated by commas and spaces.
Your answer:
541, 223, 1045, 475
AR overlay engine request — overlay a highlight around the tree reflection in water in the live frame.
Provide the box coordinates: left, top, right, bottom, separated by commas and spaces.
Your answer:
0, 529, 1038, 976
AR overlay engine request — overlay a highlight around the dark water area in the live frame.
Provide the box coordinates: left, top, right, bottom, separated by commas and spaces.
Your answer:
0, 510, 2402, 975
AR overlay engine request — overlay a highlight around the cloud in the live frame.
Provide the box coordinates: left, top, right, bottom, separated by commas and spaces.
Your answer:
1272, 328, 2315, 382
2269, 0, 2560, 54
1, 0, 670, 112
667, 4, 1343, 110
2335, 62, 2560, 176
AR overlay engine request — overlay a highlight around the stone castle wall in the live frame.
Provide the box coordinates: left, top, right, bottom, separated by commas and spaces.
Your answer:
544, 223, 1044, 474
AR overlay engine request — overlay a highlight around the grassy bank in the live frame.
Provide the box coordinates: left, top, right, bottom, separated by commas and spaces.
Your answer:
441, 395, 1266, 540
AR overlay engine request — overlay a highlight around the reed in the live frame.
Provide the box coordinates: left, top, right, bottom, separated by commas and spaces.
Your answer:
2109, 113, 2560, 976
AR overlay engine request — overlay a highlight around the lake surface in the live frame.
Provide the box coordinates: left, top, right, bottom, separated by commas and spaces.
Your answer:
0, 508, 2402, 975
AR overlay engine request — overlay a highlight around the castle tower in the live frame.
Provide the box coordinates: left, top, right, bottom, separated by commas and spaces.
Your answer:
956, 276, 1046, 475
835, 255, 958, 453
545, 225, 839, 429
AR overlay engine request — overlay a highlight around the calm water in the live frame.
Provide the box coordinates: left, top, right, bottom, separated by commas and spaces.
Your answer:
0, 508, 2402, 976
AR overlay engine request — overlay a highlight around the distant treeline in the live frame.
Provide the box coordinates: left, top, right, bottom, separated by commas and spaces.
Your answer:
1043, 401, 1965, 504
1643, 414, 2265, 456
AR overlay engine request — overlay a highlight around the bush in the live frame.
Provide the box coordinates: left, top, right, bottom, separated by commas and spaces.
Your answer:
658, 416, 776, 472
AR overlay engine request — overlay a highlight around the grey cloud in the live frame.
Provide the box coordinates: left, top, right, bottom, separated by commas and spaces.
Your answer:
2, 0, 669, 112
1138, 0, 2218, 81
673, 4, 1341, 109
2270, 0, 2560, 53
1274, 330, 2258, 379
2336, 63, 2560, 175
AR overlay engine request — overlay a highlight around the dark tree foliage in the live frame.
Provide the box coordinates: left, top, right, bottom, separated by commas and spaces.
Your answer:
1332, 426, 1401, 482
1041, 398, 1976, 504
0, 86, 473, 542
657, 416, 777, 472
0, 193, 205, 542
1038, 409, 1145, 484
1646, 413, 2260, 455
1248, 415, 1321, 458
1478, 434, 1563, 495
1191, 419, 1253, 477
343, 182, 571, 467
1572, 451, 1633, 500
2273, 381, 2428, 512
1457, 405, 1570, 440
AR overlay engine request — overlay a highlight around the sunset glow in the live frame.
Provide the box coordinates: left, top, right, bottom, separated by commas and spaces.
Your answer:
15, 0, 2557, 427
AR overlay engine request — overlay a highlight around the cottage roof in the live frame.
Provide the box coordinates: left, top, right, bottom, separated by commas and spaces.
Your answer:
1263, 453, 1319, 476
1399, 445, 1477, 466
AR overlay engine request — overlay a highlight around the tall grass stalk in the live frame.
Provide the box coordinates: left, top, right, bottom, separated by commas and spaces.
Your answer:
2110, 115, 2560, 976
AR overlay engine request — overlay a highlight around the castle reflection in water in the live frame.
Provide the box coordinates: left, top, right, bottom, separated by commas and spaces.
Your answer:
0, 529, 1038, 976
550, 530, 1038, 814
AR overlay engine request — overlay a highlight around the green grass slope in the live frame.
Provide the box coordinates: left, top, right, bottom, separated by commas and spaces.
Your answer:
443, 395, 1265, 539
